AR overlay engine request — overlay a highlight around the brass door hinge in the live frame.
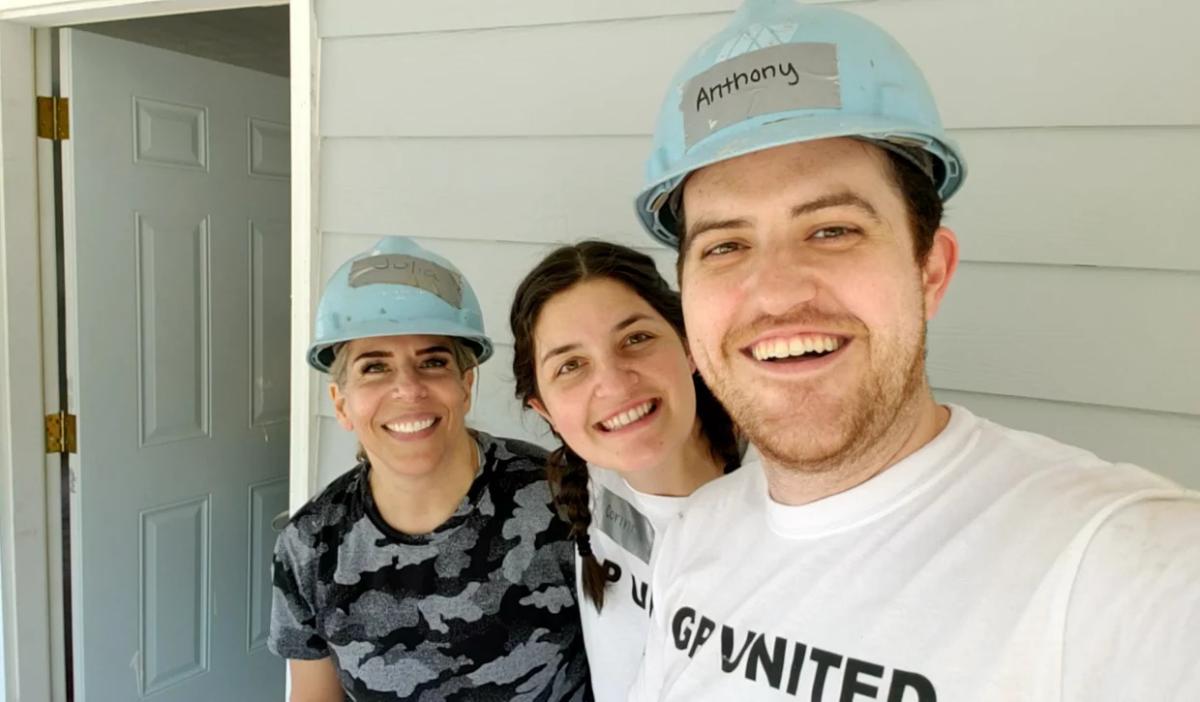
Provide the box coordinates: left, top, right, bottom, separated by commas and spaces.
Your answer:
46, 411, 77, 454
36, 96, 69, 140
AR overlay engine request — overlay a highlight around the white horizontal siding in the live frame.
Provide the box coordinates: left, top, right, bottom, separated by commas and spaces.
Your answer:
927, 262, 1200, 416
467, 343, 554, 446
945, 127, 1200, 273
320, 137, 649, 250
316, 416, 355, 488
315, 0, 856, 38
322, 128, 1200, 272
313, 0, 1200, 487
320, 0, 1200, 137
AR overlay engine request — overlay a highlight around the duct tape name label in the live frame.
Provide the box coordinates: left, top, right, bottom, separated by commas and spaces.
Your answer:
349, 253, 464, 308
681, 43, 840, 149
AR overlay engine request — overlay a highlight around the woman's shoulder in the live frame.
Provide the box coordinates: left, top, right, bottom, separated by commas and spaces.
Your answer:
474, 431, 566, 510
476, 430, 550, 472
283, 463, 368, 536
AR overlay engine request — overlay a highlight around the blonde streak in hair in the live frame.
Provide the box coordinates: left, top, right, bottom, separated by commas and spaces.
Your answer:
449, 337, 476, 376
325, 345, 364, 463
448, 337, 484, 433
328, 342, 350, 387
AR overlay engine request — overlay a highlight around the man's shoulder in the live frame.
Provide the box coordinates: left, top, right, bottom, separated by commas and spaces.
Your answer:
1063, 491, 1200, 697
958, 407, 1180, 493
1083, 492, 1200, 569
952, 404, 1107, 469
937, 409, 1199, 549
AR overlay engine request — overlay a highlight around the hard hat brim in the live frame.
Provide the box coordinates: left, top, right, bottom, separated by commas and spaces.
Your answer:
636, 111, 966, 248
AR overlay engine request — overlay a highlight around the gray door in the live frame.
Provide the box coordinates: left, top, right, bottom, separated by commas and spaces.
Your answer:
61, 29, 290, 702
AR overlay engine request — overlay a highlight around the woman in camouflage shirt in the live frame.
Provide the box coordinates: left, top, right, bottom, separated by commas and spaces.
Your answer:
269, 237, 590, 701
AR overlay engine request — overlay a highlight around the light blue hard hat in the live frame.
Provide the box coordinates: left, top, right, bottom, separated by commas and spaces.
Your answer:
307, 236, 493, 373
636, 0, 966, 248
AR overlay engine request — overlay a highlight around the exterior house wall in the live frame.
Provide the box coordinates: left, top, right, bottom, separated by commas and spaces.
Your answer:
312, 0, 1200, 488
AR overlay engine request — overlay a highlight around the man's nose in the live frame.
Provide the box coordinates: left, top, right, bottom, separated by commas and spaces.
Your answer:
744, 240, 820, 317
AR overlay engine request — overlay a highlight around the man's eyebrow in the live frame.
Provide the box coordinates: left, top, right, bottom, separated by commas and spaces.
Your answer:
680, 190, 881, 256
682, 216, 751, 257
792, 192, 880, 223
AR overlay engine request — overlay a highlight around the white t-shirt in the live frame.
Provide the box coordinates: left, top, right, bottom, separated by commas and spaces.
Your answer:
631, 405, 1200, 701
580, 465, 688, 702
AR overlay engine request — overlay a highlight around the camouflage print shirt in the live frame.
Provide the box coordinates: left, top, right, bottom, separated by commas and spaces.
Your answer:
269, 432, 591, 701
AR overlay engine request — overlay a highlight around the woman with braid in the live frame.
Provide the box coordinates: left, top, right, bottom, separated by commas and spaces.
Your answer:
509, 241, 740, 702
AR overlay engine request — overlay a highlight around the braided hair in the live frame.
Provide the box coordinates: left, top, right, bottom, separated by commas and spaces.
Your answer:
510, 240, 738, 610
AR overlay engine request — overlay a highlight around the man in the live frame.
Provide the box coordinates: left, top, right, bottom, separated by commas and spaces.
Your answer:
628, 1, 1200, 700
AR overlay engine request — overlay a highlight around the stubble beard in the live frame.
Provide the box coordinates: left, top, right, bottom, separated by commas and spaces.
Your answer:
708, 323, 929, 477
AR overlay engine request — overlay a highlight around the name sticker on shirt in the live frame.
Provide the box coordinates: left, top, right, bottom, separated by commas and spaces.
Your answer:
595, 485, 655, 564
348, 253, 464, 308
681, 43, 840, 149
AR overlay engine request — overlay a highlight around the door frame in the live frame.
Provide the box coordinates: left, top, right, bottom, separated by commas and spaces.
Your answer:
0, 1, 321, 700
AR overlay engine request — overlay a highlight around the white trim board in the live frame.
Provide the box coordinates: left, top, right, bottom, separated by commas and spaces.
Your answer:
0, 23, 53, 702
288, 0, 321, 522
0, 0, 285, 26
0, 3, 319, 701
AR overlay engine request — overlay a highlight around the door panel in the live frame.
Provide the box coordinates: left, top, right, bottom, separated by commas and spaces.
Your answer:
139, 496, 210, 695
135, 212, 211, 445
63, 29, 290, 702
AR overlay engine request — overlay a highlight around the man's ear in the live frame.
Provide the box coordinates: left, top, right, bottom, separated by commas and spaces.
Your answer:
330, 382, 353, 431
921, 226, 959, 321
527, 397, 555, 430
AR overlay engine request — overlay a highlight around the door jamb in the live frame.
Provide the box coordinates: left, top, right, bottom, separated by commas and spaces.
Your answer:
0, 2, 320, 700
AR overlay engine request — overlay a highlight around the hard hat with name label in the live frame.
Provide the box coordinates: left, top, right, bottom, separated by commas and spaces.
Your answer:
636, 0, 966, 248
307, 236, 493, 372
